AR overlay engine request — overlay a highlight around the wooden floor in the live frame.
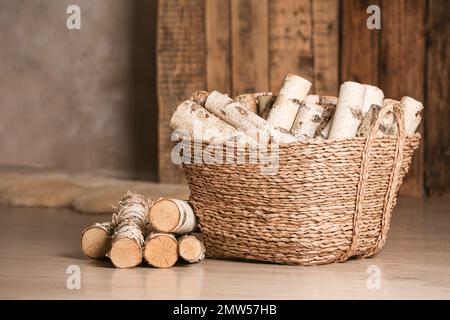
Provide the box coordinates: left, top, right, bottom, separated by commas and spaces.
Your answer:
0, 197, 449, 299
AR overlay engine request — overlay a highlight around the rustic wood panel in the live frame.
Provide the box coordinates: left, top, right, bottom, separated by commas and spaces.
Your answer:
157, 0, 206, 183
206, 0, 231, 94
231, 0, 269, 95
269, 0, 313, 92
379, 0, 426, 197
426, 0, 450, 196
341, 0, 380, 85
311, 0, 339, 95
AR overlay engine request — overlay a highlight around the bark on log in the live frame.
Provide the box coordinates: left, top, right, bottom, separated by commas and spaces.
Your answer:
149, 198, 197, 234
328, 81, 365, 139
81, 222, 113, 259
267, 74, 312, 131
291, 95, 324, 140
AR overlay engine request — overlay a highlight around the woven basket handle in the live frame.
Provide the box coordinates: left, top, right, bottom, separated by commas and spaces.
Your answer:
339, 103, 406, 262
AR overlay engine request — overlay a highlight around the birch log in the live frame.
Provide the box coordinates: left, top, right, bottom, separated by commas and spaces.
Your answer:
109, 192, 151, 269
328, 81, 365, 139
144, 233, 179, 268
170, 100, 255, 144
149, 198, 197, 234
235, 93, 258, 113
362, 85, 384, 115
224, 102, 298, 144
315, 96, 338, 138
190, 90, 209, 106
291, 95, 325, 140
204, 90, 234, 121
178, 234, 205, 263
257, 93, 276, 118
81, 222, 113, 259
206, 91, 297, 144
379, 99, 398, 136
400, 96, 423, 135
267, 74, 312, 131
356, 104, 382, 137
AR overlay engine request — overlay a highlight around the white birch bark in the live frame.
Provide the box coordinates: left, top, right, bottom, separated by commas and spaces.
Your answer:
291, 95, 324, 140
235, 93, 258, 113
400, 96, 423, 135
362, 85, 384, 115
267, 74, 312, 131
315, 96, 338, 138
170, 100, 255, 144
328, 81, 365, 139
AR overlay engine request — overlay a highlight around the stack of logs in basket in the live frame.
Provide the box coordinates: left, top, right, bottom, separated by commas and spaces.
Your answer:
170, 74, 423, 146
81, 192, 204, 268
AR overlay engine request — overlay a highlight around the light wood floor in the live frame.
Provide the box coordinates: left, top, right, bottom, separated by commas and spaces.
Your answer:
0, 197, 449, 299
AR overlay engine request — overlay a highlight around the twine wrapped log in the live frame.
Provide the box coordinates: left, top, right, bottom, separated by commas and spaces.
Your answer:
362, 85, 384, 115
144, 233, 179, 268
189, 90, 209, 106
257, 93, 276, 118
81, 222, 113, 259
328, 81, 365, 139
178, 234, 205, 263
149, 198, 197, 234
291, 95, 325, 140
235, 93, 258, 113
267, 74, 312, 131
205, 91, 297, 144
109, 192, 151, 268
170, 100, 255, 145
315, 96, 338, 138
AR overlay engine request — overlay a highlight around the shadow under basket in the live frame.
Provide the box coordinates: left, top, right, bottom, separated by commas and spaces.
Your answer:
182, 104, 420, 266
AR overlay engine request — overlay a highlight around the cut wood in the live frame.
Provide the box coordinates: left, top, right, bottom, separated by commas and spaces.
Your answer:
144, 233, 179, 268
257, 92, 275, 118
362, 85, 384, 115
190, 90, 209, 106
72, 182, 189, 214
356, 104, 382, 137
315, 95, 337, 138
149, 198, 197, 234
400, 96, 423, 135
109, 192, 151, 269
224, 102, 298, 144
206, 91, 297, 144
357, 99, 400, 137
267, 74, 312, 131
328, 81, 365, 139
379, 99, 398, 136
81, 222, 114, 259
291, 95, 324, 140
178, 234, 205, 263
235, 93, 258, 113
170, 100, 255, 144
204, 90, 234, 121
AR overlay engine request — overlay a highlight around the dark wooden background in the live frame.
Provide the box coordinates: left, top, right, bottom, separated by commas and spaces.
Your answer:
156, 0, 449, 197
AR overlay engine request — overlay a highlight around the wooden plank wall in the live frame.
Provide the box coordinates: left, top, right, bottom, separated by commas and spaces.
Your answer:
157, 0, 206, 183
157, 0, 449, 196
426, 0, 450, 196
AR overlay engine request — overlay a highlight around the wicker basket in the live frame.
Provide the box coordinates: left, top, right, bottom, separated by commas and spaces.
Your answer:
182, 103, 420, 265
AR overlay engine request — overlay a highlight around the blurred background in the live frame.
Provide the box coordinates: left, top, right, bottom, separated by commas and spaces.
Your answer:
0, 0, 448, 197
